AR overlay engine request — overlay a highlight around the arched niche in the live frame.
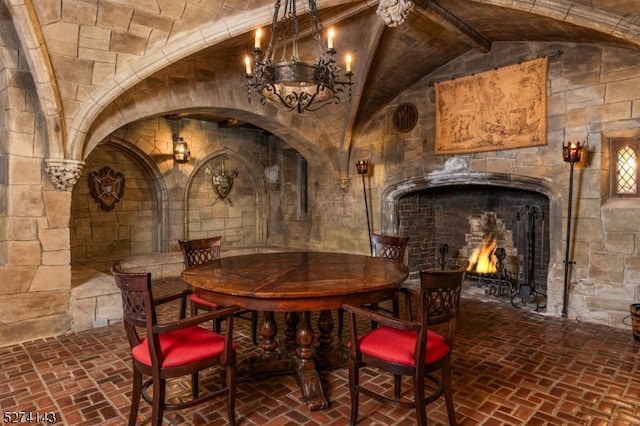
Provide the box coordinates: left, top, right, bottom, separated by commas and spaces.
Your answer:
70, 138, 170, 262
183, 149, 267, 246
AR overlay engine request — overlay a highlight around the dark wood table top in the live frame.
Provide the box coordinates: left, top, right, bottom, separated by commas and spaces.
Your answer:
181, 251, 409, 312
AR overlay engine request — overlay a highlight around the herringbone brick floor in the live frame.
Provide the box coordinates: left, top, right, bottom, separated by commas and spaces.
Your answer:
1, 278, 639, 425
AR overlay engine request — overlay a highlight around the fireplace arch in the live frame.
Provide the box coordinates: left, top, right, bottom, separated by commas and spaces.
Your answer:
380, 171, 566, 310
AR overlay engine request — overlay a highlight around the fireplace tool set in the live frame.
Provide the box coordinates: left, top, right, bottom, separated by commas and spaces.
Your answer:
511, 204, 546, 311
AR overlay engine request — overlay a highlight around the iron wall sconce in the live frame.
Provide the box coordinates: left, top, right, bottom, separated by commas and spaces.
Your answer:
173, 136, 190, 163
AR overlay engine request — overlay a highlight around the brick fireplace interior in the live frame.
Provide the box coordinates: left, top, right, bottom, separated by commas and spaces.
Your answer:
398, 185, 550, 308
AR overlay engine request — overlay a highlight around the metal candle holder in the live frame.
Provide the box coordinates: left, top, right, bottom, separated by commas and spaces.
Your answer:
561, 141, 584, 318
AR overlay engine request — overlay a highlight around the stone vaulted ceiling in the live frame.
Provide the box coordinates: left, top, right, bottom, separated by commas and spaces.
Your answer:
4, 0, 640, 177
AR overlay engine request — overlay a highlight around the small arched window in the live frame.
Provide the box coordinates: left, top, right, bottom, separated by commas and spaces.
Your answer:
611, 139, 639, 197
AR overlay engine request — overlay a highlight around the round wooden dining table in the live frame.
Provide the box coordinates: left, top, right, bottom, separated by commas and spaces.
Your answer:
181, 251, 409, 410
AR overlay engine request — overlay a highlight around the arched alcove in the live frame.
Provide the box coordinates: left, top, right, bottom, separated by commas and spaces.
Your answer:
183, 149, 267, 245
70, 139, 169, 262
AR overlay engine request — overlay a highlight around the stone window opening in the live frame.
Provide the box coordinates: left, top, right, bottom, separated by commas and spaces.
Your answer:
611, 138, 639, 197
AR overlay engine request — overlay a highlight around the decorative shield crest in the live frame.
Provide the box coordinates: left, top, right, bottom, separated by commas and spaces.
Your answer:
205, 163, 238, 205
88, 166, 125, 211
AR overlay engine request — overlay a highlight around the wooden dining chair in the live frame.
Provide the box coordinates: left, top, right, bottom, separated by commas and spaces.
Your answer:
341, 261, 469, 426
337, 233, 409, 338
111, 261, 238, 426
179, 237, 259, 345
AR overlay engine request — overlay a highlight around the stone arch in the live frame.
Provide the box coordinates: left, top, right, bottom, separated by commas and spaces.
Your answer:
380, 172, 563, 257
5, 1, 65, 159
79, 76, 340, 180
67, 0, 360, 163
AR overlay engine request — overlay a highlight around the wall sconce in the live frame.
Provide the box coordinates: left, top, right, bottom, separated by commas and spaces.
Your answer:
173, 136, 190, 163
356, 160, 373, 254
562, 141, 583, 164
561, 141, 584, 318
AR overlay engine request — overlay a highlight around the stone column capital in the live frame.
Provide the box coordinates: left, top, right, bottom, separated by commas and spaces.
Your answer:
45, 159, 85, 192
337, 177, 351, 193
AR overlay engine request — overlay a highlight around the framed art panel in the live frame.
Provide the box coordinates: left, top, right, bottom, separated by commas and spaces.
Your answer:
435, 57, 548, 155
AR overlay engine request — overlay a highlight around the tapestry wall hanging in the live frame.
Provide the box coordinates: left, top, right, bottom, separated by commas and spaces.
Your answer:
435, 56, 548, 155
88, 166, 125, 211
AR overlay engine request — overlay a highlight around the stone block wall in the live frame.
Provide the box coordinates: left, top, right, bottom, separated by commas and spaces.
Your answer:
70, 265, 122, 332
186, 155, 259, 245
362, 41, 640, 328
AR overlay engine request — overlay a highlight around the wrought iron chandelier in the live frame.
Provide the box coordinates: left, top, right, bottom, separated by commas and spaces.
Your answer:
245, 0, 353, 113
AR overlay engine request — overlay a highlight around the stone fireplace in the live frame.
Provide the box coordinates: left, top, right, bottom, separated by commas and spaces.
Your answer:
379, 163, 564, 312
398, 183, 549, 308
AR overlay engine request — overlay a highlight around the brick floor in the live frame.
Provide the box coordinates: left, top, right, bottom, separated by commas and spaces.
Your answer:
1, 278, 640, 425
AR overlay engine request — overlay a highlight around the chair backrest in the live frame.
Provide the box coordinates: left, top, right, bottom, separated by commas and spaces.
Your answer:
371, 233, 409, 263
179, 236, 222, 269
417, 261, 469, 344
111, 261, 157, 350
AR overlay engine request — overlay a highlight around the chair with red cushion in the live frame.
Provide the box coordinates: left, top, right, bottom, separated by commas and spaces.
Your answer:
338, 233, 409, 338
179, 237, 258, 345
111, 261, 238, 426
341, 260, 468, 426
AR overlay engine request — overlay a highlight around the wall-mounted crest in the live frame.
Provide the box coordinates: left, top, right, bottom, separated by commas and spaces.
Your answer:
205, 163, 238, 206
88, 166, 125, 211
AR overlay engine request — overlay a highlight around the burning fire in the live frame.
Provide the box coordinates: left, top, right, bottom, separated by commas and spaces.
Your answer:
467, 233, 498, 273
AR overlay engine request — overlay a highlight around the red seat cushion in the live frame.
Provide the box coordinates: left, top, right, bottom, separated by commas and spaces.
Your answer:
357, 326, 450, 366
132, 326, 231, 368
190, 293, 219, 309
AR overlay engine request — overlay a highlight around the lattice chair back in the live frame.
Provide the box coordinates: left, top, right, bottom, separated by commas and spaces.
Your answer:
179, 236, 222, 269
371, 234, 409, 263
418, 260, 470, 344
111, 261, 155, 348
